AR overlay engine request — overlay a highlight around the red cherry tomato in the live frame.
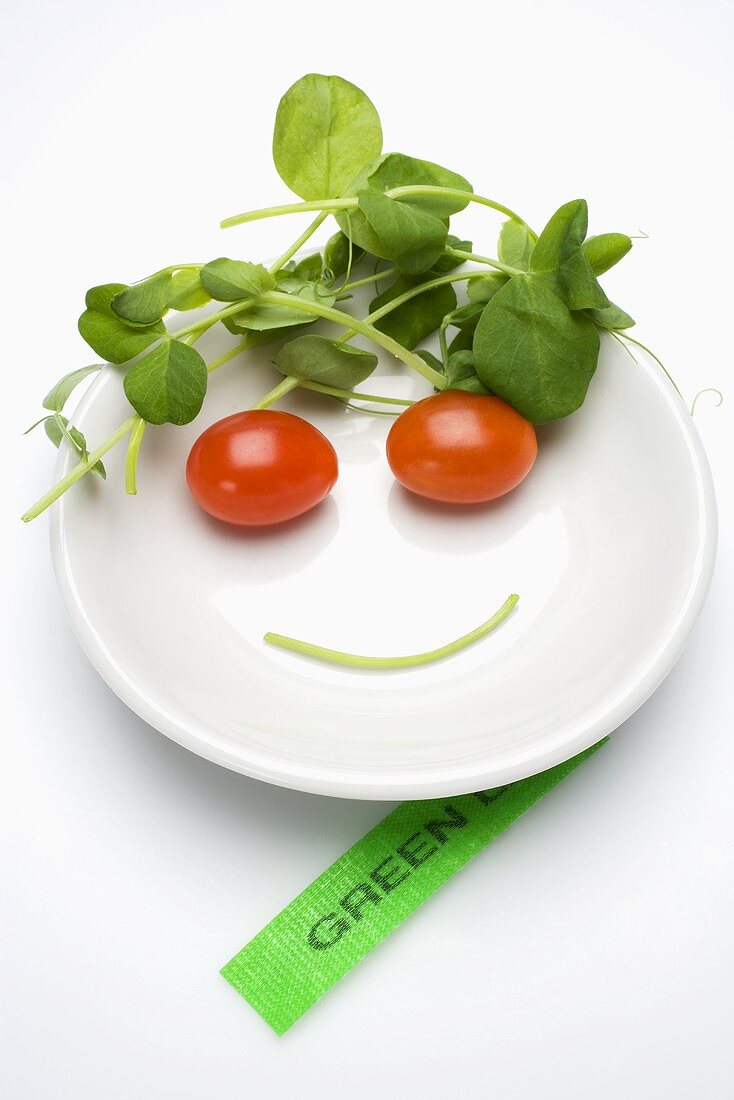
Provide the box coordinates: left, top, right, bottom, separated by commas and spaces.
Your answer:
186, 410, 338, 526
386, 391, 537, 504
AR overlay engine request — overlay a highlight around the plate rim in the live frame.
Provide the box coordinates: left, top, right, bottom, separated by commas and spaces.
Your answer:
49, 342, 718, 800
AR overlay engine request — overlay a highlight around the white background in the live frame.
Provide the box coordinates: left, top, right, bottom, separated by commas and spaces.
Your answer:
2, 1, 733, 1095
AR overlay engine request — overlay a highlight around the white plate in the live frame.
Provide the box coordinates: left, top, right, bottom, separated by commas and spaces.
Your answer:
50, 295, 717, 799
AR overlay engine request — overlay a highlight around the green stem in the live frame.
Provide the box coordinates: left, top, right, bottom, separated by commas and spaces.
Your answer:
206, 335, 259, 373
24, 338, 260, 522
362, 271, 488, 329
334, 270, 490, 348
446, 247, 520, 276
125, 416, 146, 495
22, 416, 138, 523
268, 212, 329, 275
618, 332, 682, 397
387, 187, 535, 237
300, 381, 413, 406
258, 291, 445, 388
175, 299, 256, 340
264, 594, 519, 669
251, 375, 300, 409
221, 198, 353, 228
690, 388, 723, 417
339, 266, 399, 293
221, 187, 536, 236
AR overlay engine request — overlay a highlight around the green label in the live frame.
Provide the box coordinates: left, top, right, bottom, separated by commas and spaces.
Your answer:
221, 740, 606, 1034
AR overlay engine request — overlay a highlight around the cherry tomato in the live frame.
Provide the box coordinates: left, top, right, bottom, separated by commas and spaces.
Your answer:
386, 391, 537, 504
186, 410, 338, 526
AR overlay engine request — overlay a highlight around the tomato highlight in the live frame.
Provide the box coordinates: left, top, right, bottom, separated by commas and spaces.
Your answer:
186, 410, 338, 526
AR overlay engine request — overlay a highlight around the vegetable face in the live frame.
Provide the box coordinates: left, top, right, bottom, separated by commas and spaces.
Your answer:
186, 411, 338, 526
24, 69, 658, 529
386, 393, 537, 504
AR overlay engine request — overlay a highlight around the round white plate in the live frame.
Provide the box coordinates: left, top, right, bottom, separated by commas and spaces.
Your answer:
50, 300, 717, 799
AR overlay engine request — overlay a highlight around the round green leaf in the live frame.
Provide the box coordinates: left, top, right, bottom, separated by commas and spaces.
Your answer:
78, 309, 165, 365
335, 154, 472, 255
473, 274, 600, 423
274, 334, 377, 388
498, 219, 535, 271
167, 270, 211, 311
272, 74, 383, 200
224, 283, 336, 333
200, 258, 275, 302
112, 271, 173, 324
357, 191, 447, 273
123, 339, 207, 425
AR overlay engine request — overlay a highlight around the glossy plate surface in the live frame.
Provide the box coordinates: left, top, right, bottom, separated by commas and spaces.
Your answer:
50, 308, 717, 798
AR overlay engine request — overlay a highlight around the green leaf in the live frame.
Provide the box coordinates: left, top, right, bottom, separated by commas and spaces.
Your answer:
274, 334, 378, 388
370, 274, 457, 349
44, 415, 106, 477
224, 282, 336, 333
323, 231, 364, 281
167, 269, 211, 311
357, 191, 447, 273
448, 327, 474, 355
85, 283, 127, 312
583, 233, 632, 275
272, 73, 383, 200
362, 153, 472, 217
444, 350, 491, 395
431, 236, 473, 274
42, 364, 103, 412
467, 272, 509, 304
293, 253, 323, 282
586, 301, 635, 330
123, 339, 207, 425
200, 258, 275, 302
530, 199, 609, 311
444, 300, 485, 332
112, 271, 173, 324
498, 220, 535, 271
335, 153, 471, 255
473, 273, 600, 423
78, 293, 165, 365
416, 349, 444, 375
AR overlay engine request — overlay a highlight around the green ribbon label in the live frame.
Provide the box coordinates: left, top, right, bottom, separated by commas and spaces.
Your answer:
221, 740, 606, 1034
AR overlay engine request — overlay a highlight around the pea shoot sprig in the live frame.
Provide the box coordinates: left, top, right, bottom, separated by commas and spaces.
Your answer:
24, 72, 655, 524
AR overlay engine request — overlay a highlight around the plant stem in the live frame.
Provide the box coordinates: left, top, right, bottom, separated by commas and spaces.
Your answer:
618, 333, 682, 397
257, 291, 445, 388
22, 416, 138, 522
446, 247, 520, 276
264, 594, 519, 669
300, 381, 413, 405
339, 266, 398, 293
175, 299, 257, 340
251, 376, 300, 409
24, 338, 260, 522
268, 212, 329, 275
388, 187, 536, 237
690, 388, 723, 417
334, 270, 490, 348
221, 198, 353, 228
220, 187, 536, 236
361, 271, 488, 329
206, 336, 259, 373
125, 416, 146, 495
